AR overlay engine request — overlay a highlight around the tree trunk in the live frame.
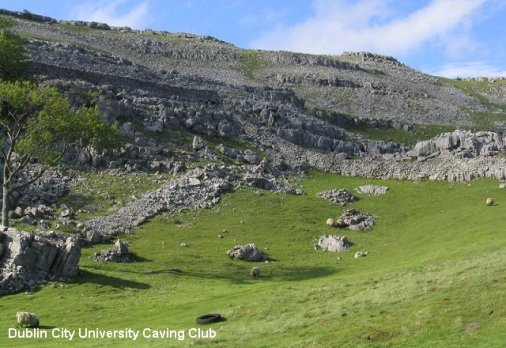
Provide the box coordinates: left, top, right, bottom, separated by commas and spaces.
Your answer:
1, 182, 9, 228
1, 167, 10, 228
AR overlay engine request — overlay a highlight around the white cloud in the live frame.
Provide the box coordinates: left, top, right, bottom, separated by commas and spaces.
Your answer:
251, 0, 488, 56
431, 62, 506, 78
72, 0, 149, 29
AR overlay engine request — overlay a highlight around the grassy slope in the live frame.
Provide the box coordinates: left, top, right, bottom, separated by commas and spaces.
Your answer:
442, 78, 506, 130
1, 173, 506, 347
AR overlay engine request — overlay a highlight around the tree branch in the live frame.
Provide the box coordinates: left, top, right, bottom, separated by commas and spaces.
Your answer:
6, 153, 30, 182
11, 168, 45, 192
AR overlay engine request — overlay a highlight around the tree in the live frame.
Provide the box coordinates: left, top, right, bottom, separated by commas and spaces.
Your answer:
0, 80, 120, 228
0, 16, 28, 81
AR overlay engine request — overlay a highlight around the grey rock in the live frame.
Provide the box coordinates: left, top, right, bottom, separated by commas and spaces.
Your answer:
356, 185, 389, 195
0, 228, 81, 295
19, 215, 34, 225
242, 150, 262, 165
192, 136, 206, 150
337, 209, 375, 230
112, 239, 129, 255
95, 240, 132, 262
60, 208, 73, 218
407, 130, 505, 158
120, 122, 136, 138
315, 235, 351, 252
227, 243, 269, 261
317, 189, 357, 206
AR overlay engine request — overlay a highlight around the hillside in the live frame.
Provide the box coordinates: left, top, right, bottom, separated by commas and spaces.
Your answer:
9, 13, 488, 127
1, 9, 506, 347
0, 10, 503, 179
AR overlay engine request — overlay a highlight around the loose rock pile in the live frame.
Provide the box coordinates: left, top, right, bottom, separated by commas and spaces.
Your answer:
84, 165, 298, 242
317, 189, 357, 206
336, 209, 375, 230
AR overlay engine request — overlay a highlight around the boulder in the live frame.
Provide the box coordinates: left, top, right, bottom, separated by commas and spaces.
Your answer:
356, 185, 389, 196
315, 235, 351, 252
242, 150, 262, 165
227, 243, 269, 262
95, 240, 132, 262
112, 239, 126, 253
120, 122, 136, 138
192, 136, 206, 150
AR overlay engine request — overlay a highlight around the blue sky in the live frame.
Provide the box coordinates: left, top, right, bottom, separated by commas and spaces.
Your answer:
1, 0, 506, 77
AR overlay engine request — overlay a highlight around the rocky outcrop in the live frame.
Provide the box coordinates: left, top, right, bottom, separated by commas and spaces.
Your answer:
315, 235, 351, 252
247, 121, 506, 183
227, 243, 270, 262
407, 130, 505, 159
0, 228, 81, 294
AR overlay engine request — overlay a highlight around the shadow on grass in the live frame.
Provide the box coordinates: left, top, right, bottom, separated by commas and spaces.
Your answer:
264, 266, 338, 281
128, 253, 153, 263
146, 265, 337, 284
71, 269, 150, 289
38, 325, 57, 330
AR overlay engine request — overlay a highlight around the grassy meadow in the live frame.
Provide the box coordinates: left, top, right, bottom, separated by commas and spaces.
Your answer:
1, 173, 506, 347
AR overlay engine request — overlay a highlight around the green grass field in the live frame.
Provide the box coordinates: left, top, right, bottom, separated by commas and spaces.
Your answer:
1, 173, 506, 347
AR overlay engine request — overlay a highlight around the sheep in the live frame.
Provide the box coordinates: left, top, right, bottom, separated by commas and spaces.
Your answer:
354, 251, 368, 259
326, 218, 336, 227
16, 312, 39, 328
486, 197, 494, 206
250, 267, 261, 278
500, 183, 506, 189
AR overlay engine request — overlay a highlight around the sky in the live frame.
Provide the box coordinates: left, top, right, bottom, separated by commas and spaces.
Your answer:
1, 0, 506, 78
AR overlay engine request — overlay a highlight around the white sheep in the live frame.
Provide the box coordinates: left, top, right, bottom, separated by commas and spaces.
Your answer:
326, 218, 336, 227
16, 312, 39, 328
354, 251, 368, 259
250, 267, 261, 278
486, 197, 494, 206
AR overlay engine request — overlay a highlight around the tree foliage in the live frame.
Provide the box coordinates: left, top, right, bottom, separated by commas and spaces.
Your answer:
0, 80, 120, 227
0, 16, 28, 81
